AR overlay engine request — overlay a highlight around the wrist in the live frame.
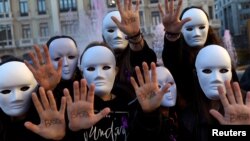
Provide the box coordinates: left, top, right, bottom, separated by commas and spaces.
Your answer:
126, 30, 143, 44
165, 31, 181, 41
125, 30, 141, 39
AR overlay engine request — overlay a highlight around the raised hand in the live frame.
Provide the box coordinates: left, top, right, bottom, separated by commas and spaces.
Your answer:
158, 0, 191, 33
64, 79, 111, 131
130, 62, 171, 113
24, 45, 62, 91
210, 80, 250, 125
25, 87, 66, 140
112, 0, 140, 36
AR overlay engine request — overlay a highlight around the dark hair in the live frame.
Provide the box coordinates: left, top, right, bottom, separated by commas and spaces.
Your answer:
79, 41, 115, 66
0, 55, 23, 66
46, 35, 77, 48
180, 6, 209, 20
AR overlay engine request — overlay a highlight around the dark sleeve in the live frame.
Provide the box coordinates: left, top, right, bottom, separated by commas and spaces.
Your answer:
130, 39, 157, 69
162, 33, 183, 80
128, 105, 163, 141
240, 66, 250, 91
0, 111, 7, 141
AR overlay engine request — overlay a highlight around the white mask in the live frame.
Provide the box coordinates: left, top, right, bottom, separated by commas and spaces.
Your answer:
80, 46, 116, 100
102, 11, 128, 51
181, 8, 209, 47
195, 45, 232, 100
0, 61, 38, 117
152, 66, 177, 107
49, 38, 78, 80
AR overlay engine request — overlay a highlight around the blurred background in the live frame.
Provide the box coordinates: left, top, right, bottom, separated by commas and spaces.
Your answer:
0, 0, 250, 78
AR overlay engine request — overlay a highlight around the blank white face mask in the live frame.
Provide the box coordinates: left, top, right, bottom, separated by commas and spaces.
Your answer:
49, 38, 78, 80
181, 8, 209, 47
195, 45, 232, 100
0, 61, 38, 117
81, 46, 116, 100
152, 66, 177, 107
102, 11, 128, 51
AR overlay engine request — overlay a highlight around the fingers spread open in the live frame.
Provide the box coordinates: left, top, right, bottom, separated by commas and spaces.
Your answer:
32, 92, 44, 114
169, 0, 174, 15
150, 62, 157, 84
209, 109, 225, 124
24, 60, 36, 75
87, 84, 95, 104
59, 96, 66, 115
225, 81, 236, 104
218, 85, 229, 107
128, 0, 132, 11
29, 52, 40, 68
43, 45, 51, 65
47, 90, 57, 111
80, 79, 87, 101
96, 107, 111, 122
57, 58, 63, 75
175, 0, 183, 18
73, 81, 80, 102
63, 88, 72, 105
159, 83, 171, 96
111, 16, 122, 29
130, 77, 139, 90
24, 122, 39, 134
158, 3, 164, 18
34, 45, 44, 65
142, 62, 150, 83
232, 82, 243, 104
116, 0, 123, 15
135, 66, 144, 86
165, 0, 169, 13
39, 87, 50, 110
124, 0, 128, 11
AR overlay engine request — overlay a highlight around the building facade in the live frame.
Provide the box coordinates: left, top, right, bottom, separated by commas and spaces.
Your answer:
0, 0, 219, 58
214, 0, 250, 49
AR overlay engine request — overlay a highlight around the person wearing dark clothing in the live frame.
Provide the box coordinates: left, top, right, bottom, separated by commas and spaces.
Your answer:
0, 56, 56, 141
25, 35, 82, 141
101, 1, 157, 98
158, 0, 239, 140
150, 66, 179, 141
0, 106, 44, 141
240, 66, 250, 91
63, 42, 170, 141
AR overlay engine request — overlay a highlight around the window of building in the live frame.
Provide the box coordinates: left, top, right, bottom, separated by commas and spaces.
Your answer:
39, 23, 49, 37
152, 11, 161, 26
61, 20, 78, 35
0, 0, 9, 18
208, 6, 213, 19
22, 24, 31, 38
238, 4, 242, 10
0, 24, 12, 47
107, 0, 116, 8
150, 0, 158, 3
215, 4, 218, 10
37, 0, 46, 14
132, 0, 142, 5
59, 0, 77, 12
20, 0, 28, 16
